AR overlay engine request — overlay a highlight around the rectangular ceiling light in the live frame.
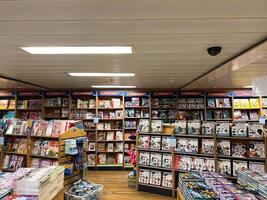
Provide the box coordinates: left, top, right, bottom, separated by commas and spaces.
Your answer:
68, 73, 135, 77
20, 46, 132, 54
92, 85, 136, 89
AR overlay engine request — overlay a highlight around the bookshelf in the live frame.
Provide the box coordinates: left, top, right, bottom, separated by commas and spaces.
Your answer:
0, 91, 16, 119
136, 120, 267, 197
1, 123, 86, 187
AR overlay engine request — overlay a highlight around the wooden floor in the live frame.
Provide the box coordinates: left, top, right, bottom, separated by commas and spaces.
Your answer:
87, 170, 174, 200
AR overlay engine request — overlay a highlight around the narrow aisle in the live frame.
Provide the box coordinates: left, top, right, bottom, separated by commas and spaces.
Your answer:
87, 170, 174, 200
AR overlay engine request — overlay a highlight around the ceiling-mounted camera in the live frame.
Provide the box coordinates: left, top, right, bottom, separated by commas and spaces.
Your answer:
207, 46, 222, 56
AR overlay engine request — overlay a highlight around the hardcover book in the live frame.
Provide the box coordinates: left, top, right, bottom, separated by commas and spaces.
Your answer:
232, 143, 247, 158
162, 154, 172, 168
201, 139, 214, 155
202, 121, 215, 135
187, 121, 201, 135
249, 142, 265, 158
186, 139, 198, 153
240, 99, 250, 109
224, 98, 231, 107
139, 152, 150, 166
216, 122, 230, 136
150, 136, 161, 150
150, 153, 162, 167
88, 142, 96, 151
149, 170, 162, 186
217, 159, 231, 176
215, 98, 224, 108
177, 155, 191, 171
151, 120, 163, 133
231, 123, 247, 137
141, 98, 149, 107
137, 119, 150, 133
207, 98, 216, 108
138, 135, 150, 149
249, 98, 260, 108
139, 169, 150, 184
248, 123, 264, 138
202, 158, 215, 172
190, 156, 203, 171
162, 172, 173, 188
161, 136, 172, 151
176, 138, 187, 152
233, 160, 248, 176
217, 140, 230, 155
233, 99, 240, 109
174, 121, 187, 135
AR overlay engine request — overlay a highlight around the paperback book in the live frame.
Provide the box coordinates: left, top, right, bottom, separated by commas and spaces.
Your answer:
161, 136, 172, 151
187, 121, 201, 135
174, 121, 187, 135
151, 120, 163, 133
231, 123, 247, 137
249, 142, 265, 158
201, 139, 214, 155
248, 123, 264, 138
139, 169, 150, 184
138, 135, 150, 149
162, 172, 172, 188
217, 159, 231, 176
217, 140, 230, 156
137, 119, 150, 133
232, 143, 247, 158
216, 122, 230, 136
150, 153, 162, 167
149, 170, 162, 186
202, 121, 215, 135
162, 154, 172, 168
150, 136, 161, 150
207, 98, 215, 108
139, 152, 150, 166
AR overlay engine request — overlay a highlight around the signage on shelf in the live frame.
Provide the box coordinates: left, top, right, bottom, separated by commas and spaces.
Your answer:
72, 91, 94, 96
180, 91, 203, 96
207, 92, 231, 97
124, 92, 149, 97
231, 90, 253, 97
98, 91, 124, 96
46, 91, 68, 96
0, 91, 14, 97
18, 91, 41, 96
152, 92, 176, 96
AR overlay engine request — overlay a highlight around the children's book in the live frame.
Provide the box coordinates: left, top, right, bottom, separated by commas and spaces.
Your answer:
150, 136, 161, 150
88, 142, 96, 151
239, 99, 250, 109
106, 132, 114, 141
139, 169, 150, 184
202, 121, 215, 135
217, 140, 230, 155
217, 159, 231, 176
176, 138, 187, 152
174, 121, 187, 135
186, 139, 198, 153
177, 155, 191, 171
107, 143, 114, 152
249, 98, 260, 108
162, 136, 172, 151
187, 121, 201, 135
231, 123, 247, 137
138, 135, 150, 149
223, 98, 231, 107
207, 98, 215, 108
190, 157, 203, 171
141, 98, 149, 107
249, 161, 265, 173
151, 120, 163, 133
139, 152, 150, 166
248, 123, 264, 138
215, 98, 224, 108
111, 98, 121, 108
162, 154, 172, 168
98, 153, 106, 164
232, 143, 247, 158
216, 122, 230, 136
249, 142, 265, 158
233, 160, 248, 176
202, 158, 215, 172
249, 111, 259, 121
150, 153, 162, 167
223, 110, 231, 119
162, 172, 172, 188
149, 170, 162, 186
137, 119, 150, 133
115, 131, 123, 140
201, 139, 214, 155
88, 154, 96, 165
131, 98, 140, 107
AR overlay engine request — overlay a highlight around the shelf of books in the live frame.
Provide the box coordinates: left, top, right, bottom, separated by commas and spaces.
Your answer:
177, 91, 205, 121
0, 91, 16, 119
151, 92, 177, 124
1, 119, 87, 187
136, 118, 267, 197
43, 91, 70, 120
16, 91, 43, 120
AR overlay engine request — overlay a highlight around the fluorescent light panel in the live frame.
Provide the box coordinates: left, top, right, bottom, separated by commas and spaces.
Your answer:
69, 73, 135, 77
21, 46, 132, 54
92, 85, 136, 88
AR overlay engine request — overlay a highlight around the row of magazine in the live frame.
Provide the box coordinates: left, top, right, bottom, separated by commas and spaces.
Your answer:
139, 169, 173, 188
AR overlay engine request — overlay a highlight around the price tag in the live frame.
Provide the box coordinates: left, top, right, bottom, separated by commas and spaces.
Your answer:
259, 117, 266, 125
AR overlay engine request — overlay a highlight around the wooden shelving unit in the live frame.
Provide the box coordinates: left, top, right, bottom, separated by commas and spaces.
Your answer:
1, 126, 86, 187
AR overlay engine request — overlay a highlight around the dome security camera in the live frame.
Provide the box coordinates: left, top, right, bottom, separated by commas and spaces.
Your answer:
207, 46, 222, 56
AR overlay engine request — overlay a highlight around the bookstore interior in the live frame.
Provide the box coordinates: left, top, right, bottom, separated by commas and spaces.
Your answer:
0, 1, 267, 200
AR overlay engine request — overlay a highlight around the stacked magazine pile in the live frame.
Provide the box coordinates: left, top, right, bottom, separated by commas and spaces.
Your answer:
13, 166, 64, 200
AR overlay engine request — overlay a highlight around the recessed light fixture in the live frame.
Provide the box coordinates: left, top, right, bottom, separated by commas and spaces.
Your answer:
68, 73, 135, 77
92, 85, 136, 89
20, 46, 132, 54
243, 85, 253, 88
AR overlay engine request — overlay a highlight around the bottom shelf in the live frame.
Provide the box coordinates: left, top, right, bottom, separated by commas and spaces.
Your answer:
138, 183, 173, 190
138, 183, 173, 197
97, 164, 123, 167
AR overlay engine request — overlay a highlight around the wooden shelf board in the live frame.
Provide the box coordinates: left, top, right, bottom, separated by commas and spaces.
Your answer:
99, 118, 123, 121
152, 107, 176, 109
217, 155, 265, 162
124, 128, 137, 130
139, 165, 172, 171
124, 117, 150, 119
16, 108, 41, 111
97, 164, 123, 167
97, 140, 124, 142
233, 108, 260, 110
174, 134, 213, 138
206, 107, 232, 109
217, 136, 264, 141
3, 151, 27, 156
0, 109, 15, 111
84, 129, 96, 131
138, 183, 173, 190
71, 108, 96, 110
139, 133, 172, 136
139, 149, 172, 153
31, 154, 59, 159
98, 107, 123, 110
97, 151, 124, 153
98, 129, 123, 131
174, 152, 214, 157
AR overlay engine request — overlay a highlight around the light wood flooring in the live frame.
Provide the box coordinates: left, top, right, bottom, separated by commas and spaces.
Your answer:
87, 170, 174, 200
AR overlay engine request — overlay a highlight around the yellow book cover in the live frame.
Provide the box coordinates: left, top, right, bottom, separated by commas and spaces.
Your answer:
233, 99, 240, 109
23, 100, 28, 109
8, 100, 15, 109
0, 100, 8, 109
240, 99, 250, 109
249, 98, 260, 108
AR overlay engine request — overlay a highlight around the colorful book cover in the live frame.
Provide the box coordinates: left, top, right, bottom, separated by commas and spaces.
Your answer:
176, 138, 187, 152
139, 152, 150, 166
174, 120, 187, 135
0, 100, 8, 109
151, 120, 163, 133
51, 121, 62, 137
248, 123, 264, 138
162, 136, 172, 151
216, 122, 230, 136
111, 98, 121, 108
232, 143, 247, 158
16, 138, 27, 154
131, 97, 140, 107
190, 156, 203, 171
202, 121, 215, 135
207, 98, 215, 108
201, 139, 214, 155
187, 121, 201, 135
217, 140, 230, 155
215, 98, 224, 108
223, 98, 231, 107
217, 159, 231, 176
150, 136, 161, 150
138, 135, 150, 149
186, 139, 198, 153
149, 170, 162, 186
233, 99, 240, 109
249, 98, 260, 108
149, 153, 162, 167
162, 172, 172, 188
249, 142, 265, 158
231, 123, 247, 137
162, 154, 172, 168
137, 119, 150, 133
